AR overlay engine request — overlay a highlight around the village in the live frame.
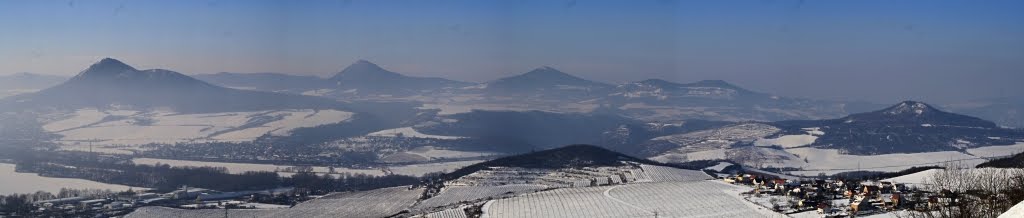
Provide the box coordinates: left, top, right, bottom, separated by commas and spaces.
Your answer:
721, 171, 969, 217
13, 186, 296, 217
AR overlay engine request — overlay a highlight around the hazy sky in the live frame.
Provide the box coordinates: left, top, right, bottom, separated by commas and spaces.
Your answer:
1, 0, 1023, 103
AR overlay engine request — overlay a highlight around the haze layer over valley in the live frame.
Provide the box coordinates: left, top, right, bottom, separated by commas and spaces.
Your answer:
3, 1, 1024, 217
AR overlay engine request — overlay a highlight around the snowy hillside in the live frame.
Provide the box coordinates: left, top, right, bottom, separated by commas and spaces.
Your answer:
638, 101, 1024, 176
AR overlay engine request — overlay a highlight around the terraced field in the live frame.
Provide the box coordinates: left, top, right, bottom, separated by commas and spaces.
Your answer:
127, 164, 722, 218
482, 181, 784, 218
482, 185, 649, 218
449, 163, 708, 188
424, 206, 470, 218
639, 164, 713, 182
415, 184, 549, 210
128, 207, 273, 218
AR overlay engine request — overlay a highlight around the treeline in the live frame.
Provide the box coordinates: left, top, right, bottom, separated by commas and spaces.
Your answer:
977, 151, 1024, 168
828, 166, 945, 180
20, 161, 282, 191
11, 150, 421, 194
285, 173, 420, 195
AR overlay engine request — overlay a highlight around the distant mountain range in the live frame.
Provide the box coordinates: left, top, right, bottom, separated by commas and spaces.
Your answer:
0, 58, 343, 113
599, 79, 883, 121
8, 59, 1015, 127
191, 61, 884, 122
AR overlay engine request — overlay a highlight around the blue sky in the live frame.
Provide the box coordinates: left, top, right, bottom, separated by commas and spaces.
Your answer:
1, 0, 1023, 103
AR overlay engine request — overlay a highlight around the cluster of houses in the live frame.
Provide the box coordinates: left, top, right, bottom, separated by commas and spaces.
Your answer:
29, 186, 295, 217
722, 173, 959, 217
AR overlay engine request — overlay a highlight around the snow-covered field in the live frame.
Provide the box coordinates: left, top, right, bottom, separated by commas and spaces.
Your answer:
754, 125, 822, 149
300, 88, 334, 96
965, 142, 1024, 158
43, 109, 353, 147
883, 168, 1024, 187
482, 181, 785, 218
368, 127, 464, 139
705, 162, 735, 172
783, 143, 1024, 176
657, 142, 1023, 177
406, 146, 498, 159
754, 134, 817, 148
388, 160, 484, 177
653, 125, 1024, 176
381, 146, 499, 163
785, 148, 983, 176
132, 158, 478, 177
656, 143, 1022, 177
649, 123, 781, 163
133, 158, 381, 176
0, 163, 145, 195
882, 169, 942, 185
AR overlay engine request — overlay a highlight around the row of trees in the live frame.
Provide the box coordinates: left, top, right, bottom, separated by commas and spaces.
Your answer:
899, 162, 1024, 218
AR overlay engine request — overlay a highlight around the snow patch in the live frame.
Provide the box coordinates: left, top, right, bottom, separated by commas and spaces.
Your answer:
300, 88, 334, 96
368, 127, 465, 140
754, 134, 818, 148
705, 162, 734, 172
802, 127, 825, 136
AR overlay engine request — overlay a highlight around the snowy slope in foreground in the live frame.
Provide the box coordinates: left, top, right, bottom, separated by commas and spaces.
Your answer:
1002, 200, 1024, 218
482, 181, 784, 218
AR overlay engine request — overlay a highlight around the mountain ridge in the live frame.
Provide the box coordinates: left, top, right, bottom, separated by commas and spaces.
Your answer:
328, 60, 472, 97
1, 58, 345, 113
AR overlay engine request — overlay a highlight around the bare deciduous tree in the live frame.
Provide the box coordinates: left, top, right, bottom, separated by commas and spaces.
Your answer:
897, 161, 1024, 218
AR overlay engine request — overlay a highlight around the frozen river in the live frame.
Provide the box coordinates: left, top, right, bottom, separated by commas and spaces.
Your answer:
0, 163, 143, 195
